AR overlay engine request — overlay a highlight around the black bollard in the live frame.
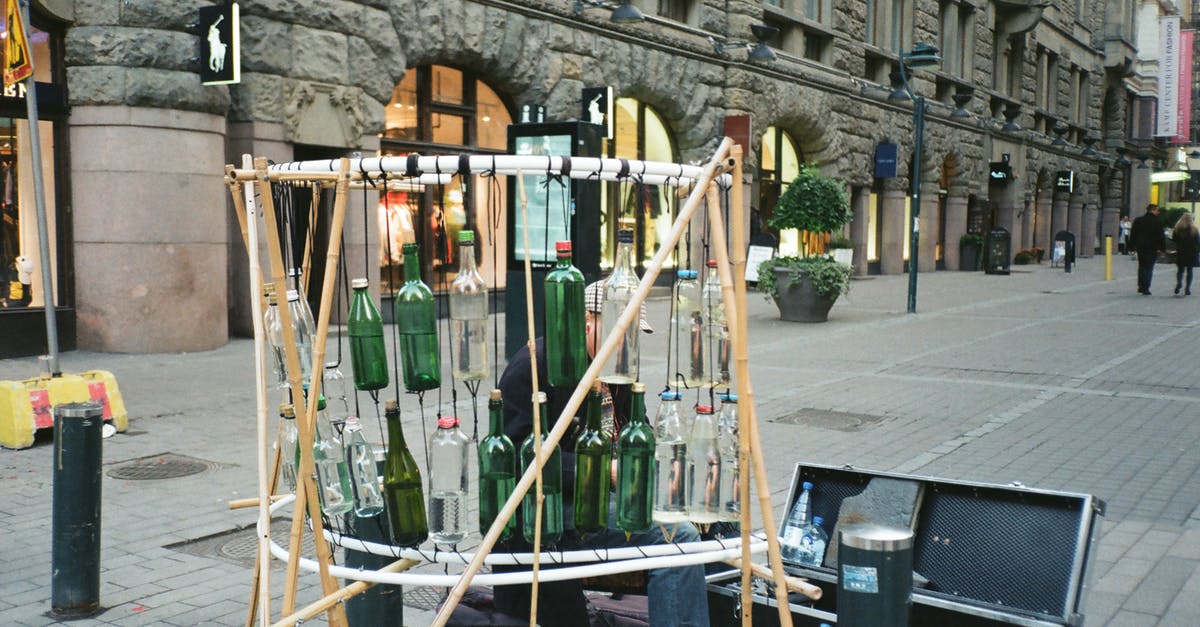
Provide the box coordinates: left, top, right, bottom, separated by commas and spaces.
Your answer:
837, 525, 913, 627
51, 402, 104, 618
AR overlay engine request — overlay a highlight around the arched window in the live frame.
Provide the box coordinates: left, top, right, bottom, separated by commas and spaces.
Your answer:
605, 98, 679, 273
758, 126, 801, 255
379, 65, 513, 291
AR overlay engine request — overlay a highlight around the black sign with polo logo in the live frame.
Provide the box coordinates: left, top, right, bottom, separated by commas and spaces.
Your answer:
989, 161, 1012, 183
199, 3, 240, 85
1055, 170, 1074, 193
874, 143, 898, 179
581, 86, 614, 139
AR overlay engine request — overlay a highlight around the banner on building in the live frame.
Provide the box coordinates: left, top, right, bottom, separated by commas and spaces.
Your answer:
1156, 15, 1180, 137
199, 3, 240, 85
3, 0, 33, 87
1176, 29, 1194, 144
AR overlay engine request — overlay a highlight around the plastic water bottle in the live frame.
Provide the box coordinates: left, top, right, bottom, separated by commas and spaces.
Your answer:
342, 417, 385, 517
652, 391, 689, 523
716, 392, 740, 522
792, 516, 829, 567
312, 396, 353, 516
671, 269, 707, 388
781, 481, 813, 561
600, 229, 640, 384
428, 416, 471, 545
703, 260, 730, 388
449, 230, 488, 381
688, 404, 721, 523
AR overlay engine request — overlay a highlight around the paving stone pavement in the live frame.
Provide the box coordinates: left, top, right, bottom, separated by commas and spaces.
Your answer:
1, 254, 1198, 626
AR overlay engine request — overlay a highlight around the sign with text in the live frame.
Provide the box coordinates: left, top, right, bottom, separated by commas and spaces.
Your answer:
1177, 29, 1194, 144
3, 0, 33, 87
1156, 15, 1180, 137
988, 162, 1012, 183
874, 143, 898, 179
199, 3, 240, 85
1054, 170, 1074, 193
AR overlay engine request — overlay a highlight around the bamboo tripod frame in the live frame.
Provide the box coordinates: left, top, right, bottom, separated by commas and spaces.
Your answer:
223, 140, 801, 626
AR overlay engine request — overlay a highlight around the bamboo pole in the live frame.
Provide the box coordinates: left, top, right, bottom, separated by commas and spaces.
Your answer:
229, 494, 288, 510
253, 157, 348, 626
432, 138, 736, 626
727, 145, 754, 627
704, 183, 793, 626
271, 558, 419, 627
722, 559, 822, 600
515, 171, 545, 626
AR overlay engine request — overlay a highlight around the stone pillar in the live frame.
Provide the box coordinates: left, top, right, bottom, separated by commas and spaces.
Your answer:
1080, 204, 1099, 256
918, 181, 939, 272
1067, 199, 1084, 248
1102, 204, 1121, 253
849, 186, 870, 276
1019, 200, 1034, 249
1051, 192, 1069, 238
880, 181, 908, 275
1034, 193, 1053, 249
943, 191, 968, 270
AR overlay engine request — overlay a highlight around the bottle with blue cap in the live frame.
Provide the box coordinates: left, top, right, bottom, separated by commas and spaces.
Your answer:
671, 269, 708, 388
793, 515, 829, 566
781, 480, 814, 561
652, 389, 689, 523
716, 392, 740, 522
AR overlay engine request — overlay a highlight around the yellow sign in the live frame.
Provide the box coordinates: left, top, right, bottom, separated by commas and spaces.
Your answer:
3, 0, 33, 87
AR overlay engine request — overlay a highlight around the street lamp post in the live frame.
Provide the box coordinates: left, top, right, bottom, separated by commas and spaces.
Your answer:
896, 44, 940, 314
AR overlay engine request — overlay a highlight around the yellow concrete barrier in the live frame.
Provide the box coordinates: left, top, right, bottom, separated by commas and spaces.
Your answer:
0, 371, 127, 449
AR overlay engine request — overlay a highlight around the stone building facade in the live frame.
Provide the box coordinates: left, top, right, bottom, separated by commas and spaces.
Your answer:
1, 0, 1164, 354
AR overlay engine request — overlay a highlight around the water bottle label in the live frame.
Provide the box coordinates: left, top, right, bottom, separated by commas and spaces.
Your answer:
841, 565, 878, 594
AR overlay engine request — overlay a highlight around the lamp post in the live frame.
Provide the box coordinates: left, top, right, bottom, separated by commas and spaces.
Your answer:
896, 43, 940, 314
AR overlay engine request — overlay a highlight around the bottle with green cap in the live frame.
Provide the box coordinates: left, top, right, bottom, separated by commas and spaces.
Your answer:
520, 391, 563, 544
716, 392, 740, 522
478, 389, 516, 539
616, 382, 655, 531
450, 230, 489, 381
348, 278, 389, 390
653, 390, 689, 523
312, 395, 354, 516
394, 243, 441, 391
544, 241, 586, 388
383, 400, 428, 547
574, 381, 612, 532
600, 229, 639, 384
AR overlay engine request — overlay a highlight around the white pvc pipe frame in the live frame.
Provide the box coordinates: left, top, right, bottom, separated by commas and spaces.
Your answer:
266, 155, 733, 188
265, 497, 768, 586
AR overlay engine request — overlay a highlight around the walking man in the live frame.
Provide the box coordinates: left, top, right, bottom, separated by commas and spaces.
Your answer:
1130, 203, 1166, 295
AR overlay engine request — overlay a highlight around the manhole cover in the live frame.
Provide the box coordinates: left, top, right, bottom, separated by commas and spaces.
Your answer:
166, 520, 315, 568
106, 452, 216, 480
404, 586, 445, 610
771, 408, 884, 432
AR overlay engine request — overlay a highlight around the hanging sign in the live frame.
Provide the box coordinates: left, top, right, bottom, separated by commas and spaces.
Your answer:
874, 143, 898, 179
1155, 15, 1180, 137
989, 161, 1012, 182
581, 86, 613, 139
1054, 170, 1074, 193
199, 3, 240, 85
3, 0, 33, 87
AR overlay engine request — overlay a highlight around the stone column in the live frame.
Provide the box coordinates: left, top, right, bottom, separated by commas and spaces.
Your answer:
943, 190, 968, 270
1034, 193, 1052, 249
880, 180, 908, 275
1081, 204, 1099, 256
918, 181, 939, 272
1067, 199, 1084, 249
1019, 200, 1034, 249
849, 186, 870, 276
1051, 192, 1069, 239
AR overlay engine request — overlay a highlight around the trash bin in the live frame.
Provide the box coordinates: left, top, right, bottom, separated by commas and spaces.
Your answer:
1053, 231, 1076, 272
51, 402, 104, 618
984, 227, 1011, 275
838, 525, 914, 627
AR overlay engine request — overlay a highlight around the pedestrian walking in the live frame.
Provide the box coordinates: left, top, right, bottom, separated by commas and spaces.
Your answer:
1119, 215, 1132, 254
1130, 204, 1166, 295
1173, 213, 1200, 296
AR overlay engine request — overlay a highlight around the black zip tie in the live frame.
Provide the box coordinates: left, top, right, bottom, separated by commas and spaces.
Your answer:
405, 153, 421, 178
617, 158, 630, 179
458, 154, 471, 176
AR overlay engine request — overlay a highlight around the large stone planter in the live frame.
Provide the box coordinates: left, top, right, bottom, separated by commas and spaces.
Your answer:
772, 267, 837, 322
959, 242, 981, 271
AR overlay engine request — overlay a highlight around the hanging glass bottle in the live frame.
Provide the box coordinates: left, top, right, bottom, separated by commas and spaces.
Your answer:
383, 400, 428, 547
394, 243, 441, 391
478, 390, 516, 539
652, 390, 689, 523
600, 229, 639, 384
428, 416, 471, 545
263, 285, 287, 388
286, 288, 316, 387
671, 269, 707, 388
544, 241, 586, 388
574, 381, 612, 532
342, 416, 385, 517
716, 392, 740, 522
323, 362, 351, 418
279, 402, 299, 493
312, 396, 354, 516
616, 382, 655, 532
687, 404, 721, 523
449, 230, 489, 381
348, 278, 389, 391
703, 260, 730, 389
520, 391, 563, 544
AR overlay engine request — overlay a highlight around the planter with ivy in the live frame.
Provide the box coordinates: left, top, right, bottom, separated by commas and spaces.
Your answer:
756, 164, 853, 322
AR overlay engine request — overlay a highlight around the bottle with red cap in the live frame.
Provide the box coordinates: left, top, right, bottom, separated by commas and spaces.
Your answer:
702, 259, 730, 388
428, 414, 471, 544
687, 403, 721, 523
544, 240, 586, 388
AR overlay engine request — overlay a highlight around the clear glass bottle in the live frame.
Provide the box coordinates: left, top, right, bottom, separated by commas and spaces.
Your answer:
687, 404, 721, 523
449, 230, 489, 381
286, 288, 316, 387
312, 396, 353, 516
544, 241, 587, 388
383, 400, 428, 547
478, 390, 516, 539
429, 415, 471, 544
600, 229, 639, 384
574, 381, 612, 532
652, 390, 689, 523
616, 382, 655, 532
347, 278, 389, 391
323, 362, 350, 417
394, 243, 441, 391
520, 391, 563, 544
716, 392, 740, 522
263, 285, 287, 388
342, 416, 385, 517
671, 269, 707, 388
781, 481, 813, 561
279, 402, 299, 493
703, 260, 730, 389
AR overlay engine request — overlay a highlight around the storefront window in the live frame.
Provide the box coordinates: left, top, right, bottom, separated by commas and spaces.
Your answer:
758, 126, 800, 255
380, 65, 513, 293
603, 98, 678, 273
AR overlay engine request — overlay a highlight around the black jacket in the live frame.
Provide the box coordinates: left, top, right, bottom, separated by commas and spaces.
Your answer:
1174, 227, 1200, 268
1130, 212, 1166, 256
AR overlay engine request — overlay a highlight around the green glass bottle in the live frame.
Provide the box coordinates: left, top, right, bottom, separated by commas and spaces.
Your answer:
382, 400, 428, 547
478, 389, 516, 539
394, 243, 440, 392
573, 381, 611, 533
347, 278, 389, 391
520, 391, 563, 544
616, 382, 655, 532
544, 241, 586, 388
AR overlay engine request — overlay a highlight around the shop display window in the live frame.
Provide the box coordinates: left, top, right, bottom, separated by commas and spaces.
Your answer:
758, 126, 800, 256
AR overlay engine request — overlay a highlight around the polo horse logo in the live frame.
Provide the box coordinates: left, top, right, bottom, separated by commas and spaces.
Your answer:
208, 14, 227, 73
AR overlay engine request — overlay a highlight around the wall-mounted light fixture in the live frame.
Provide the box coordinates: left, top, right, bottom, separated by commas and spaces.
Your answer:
709, 24, 778, 62
573, 0, 645, 24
